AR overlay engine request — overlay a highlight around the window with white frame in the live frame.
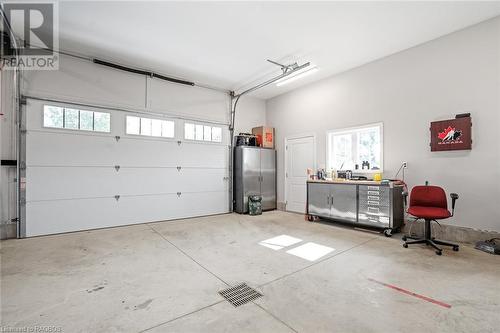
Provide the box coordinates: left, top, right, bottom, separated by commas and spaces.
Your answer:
125, 116, 175, 138
43, 105, 111, 132
327, 123, 383, 172
184, 122, 222, 143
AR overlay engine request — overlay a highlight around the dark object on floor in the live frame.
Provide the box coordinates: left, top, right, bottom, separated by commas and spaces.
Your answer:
475, 239, 500, 255
219, 283, 263, 307
248, 195, 262, 216
402, 185, 460, 255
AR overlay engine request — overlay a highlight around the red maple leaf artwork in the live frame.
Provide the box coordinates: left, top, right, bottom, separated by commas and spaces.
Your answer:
438, 126, 455, 141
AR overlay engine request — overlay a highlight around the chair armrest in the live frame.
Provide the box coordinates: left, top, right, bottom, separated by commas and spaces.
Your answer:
450, 193, 459, 216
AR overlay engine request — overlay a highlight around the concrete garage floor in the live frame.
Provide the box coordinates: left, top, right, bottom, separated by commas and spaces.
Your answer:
1, 211, 499, 332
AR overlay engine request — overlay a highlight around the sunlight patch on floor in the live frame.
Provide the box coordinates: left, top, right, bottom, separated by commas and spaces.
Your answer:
286, 242, 335, 261
258, 235, 303, 250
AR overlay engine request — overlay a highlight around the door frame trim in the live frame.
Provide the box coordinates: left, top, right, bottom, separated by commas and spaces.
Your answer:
284, 133, 316, 212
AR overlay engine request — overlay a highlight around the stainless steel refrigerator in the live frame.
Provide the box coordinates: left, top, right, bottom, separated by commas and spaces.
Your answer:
234, 146, 276, 213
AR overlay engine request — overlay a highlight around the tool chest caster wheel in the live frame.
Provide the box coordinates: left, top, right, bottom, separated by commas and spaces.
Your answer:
383, 228, 393, 237
403, 243, 408, 248
402, 235, 407, 241
435, 250, 442, 255
453, 246, 459, 252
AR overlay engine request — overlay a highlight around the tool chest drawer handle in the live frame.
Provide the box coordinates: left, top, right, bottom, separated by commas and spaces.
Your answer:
367, 186, 380, 190
367, 191, 380, 196
368, 207, 380, 213
368, 201, 380, 206
368, 195, 380, 201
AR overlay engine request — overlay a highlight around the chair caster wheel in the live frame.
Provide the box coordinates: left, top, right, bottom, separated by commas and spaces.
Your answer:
436, 250, 442, 255
403, 243, 408, 248
453, 246, 459, 251
383, 229, 393, 237
402, 236, 407, 241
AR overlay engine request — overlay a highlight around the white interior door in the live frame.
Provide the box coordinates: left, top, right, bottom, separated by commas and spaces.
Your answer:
285, 136, 315, 213
23, 99, 229, 237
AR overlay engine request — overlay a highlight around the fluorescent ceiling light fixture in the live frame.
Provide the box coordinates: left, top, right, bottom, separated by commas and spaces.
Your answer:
259, 235, 302, 251
276, 67, 319, 87
286, 242, 334, 261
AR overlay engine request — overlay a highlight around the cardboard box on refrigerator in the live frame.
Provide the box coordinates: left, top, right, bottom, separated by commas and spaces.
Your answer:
252, 126, 275, 148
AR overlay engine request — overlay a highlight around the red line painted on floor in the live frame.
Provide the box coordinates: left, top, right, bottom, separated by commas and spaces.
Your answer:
368, 278, 451, 309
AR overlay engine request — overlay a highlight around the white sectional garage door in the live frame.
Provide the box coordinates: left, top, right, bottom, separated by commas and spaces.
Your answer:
24, 99, 230, 237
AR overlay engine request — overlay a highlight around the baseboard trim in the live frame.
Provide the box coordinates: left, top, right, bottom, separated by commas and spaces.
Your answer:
3, 213, 497, 244
402, 220, 500, 244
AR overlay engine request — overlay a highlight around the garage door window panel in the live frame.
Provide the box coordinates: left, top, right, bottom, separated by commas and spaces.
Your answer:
184, 123, 195, 140
126, 115, 175, 138
140, 118, 152, 136
150, 119, 161, 137
161, 120, 175, 138
195, 124, 204, 141
79, 110, 94, 131
43, 105, 111, 133
126, 116, 140, 135
43, 105, 64, 128
94, 112, 111, 132
212, 127, 222, 142
63, 108, 79, 129
184, 122, 223, 143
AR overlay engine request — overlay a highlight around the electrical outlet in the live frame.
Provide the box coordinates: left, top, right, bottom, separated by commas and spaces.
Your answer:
403, 162, 408, 168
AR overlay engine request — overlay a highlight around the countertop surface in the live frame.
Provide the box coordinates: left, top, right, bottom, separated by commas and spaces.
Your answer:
307, 179, 403, 187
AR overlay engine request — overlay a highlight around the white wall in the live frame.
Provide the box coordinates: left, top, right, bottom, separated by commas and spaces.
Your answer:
267, 17, 500, 232
234, 97, 267, 135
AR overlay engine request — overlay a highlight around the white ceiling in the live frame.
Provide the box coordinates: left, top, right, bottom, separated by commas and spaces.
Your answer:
55, 1, 500, 99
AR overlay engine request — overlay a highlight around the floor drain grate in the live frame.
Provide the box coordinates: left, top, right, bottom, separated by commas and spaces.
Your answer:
218, 283, 263, 307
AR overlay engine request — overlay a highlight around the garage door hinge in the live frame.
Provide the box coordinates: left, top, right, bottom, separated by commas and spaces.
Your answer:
19, 161, 26, 170
177, 166, 182, 172
20, 128, 27, 134
19, 198, 26, 205
114, 195, 120, 201
20, 96, 27, 105
114, 165, 120, 171
115, 136, 121, 142
177, 140, 182, 146
177, 192, 182, 197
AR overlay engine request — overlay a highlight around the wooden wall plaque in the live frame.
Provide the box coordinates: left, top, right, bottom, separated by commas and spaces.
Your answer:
430, 117, 472, 152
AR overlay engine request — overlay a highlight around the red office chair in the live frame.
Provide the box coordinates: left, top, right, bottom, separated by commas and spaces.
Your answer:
402, 185, 459, 255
